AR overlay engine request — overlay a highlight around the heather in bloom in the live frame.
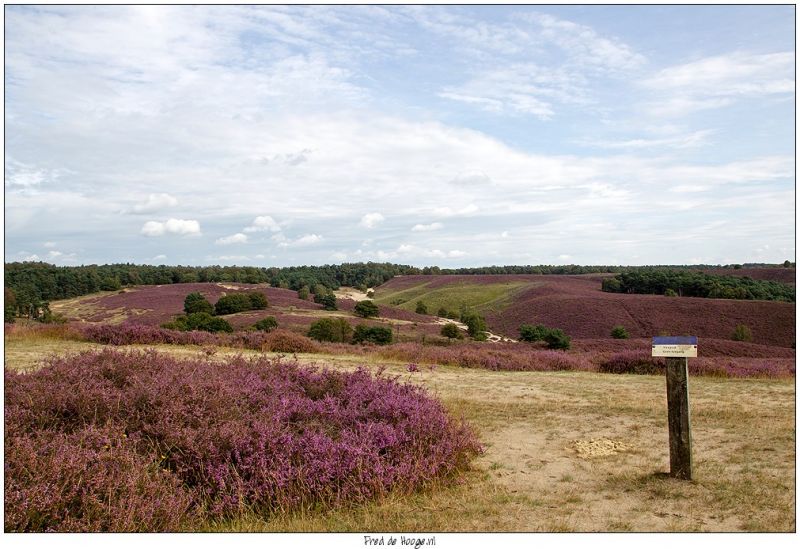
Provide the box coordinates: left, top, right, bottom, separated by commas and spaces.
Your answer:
5, 349, 482, 532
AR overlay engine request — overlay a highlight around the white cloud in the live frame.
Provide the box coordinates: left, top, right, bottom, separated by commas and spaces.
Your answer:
153, 254, 167, 261
331, 251, 347, 261
278, 234, 323, 248
215, 232, 248, 245
450, 170, 492, 186
447, 250, 467, 258
244, 215, 281, 233
642, 51, 794, 116
141, 218, 201, 237
501, 231, 510, 238
411, 222, 444, 232
43, 241, 57, 248
359, 212, 385, 229
432, 204, 480, 217
131, 193, 178, 214
580, 129, 714, 150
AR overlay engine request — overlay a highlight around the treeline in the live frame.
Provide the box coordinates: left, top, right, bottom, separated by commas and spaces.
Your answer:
602, 270, 795, 302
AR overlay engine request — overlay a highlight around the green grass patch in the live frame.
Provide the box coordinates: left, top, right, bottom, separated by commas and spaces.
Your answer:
374, 281, 534, 315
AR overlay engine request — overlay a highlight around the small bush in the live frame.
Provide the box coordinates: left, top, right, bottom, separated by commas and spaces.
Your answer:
415, 301, 428, 315
164, 312, 233, 333
366, 290, 375, 298
184, 292, 213, 315
610, 325, 629, 339
254, 316, 278, 332
214, 292, 267, 315
437, 307, 448, 318
308, 318, 353, 343
664, 288, 678, 297
352, 325, 393, 345
461, 312, 487, 338
297, 286, 310, 300
314, 292, 338, 311
732, 324, 753, 342
519, 324, 548, 342
441, 323, 464, 340
544, 329, 570, 350
353, 300, 380, 318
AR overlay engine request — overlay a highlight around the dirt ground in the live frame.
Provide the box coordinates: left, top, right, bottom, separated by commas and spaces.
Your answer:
4, 337, 796, 532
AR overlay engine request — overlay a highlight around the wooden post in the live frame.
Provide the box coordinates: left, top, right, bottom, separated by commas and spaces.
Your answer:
665, 357, 692, 480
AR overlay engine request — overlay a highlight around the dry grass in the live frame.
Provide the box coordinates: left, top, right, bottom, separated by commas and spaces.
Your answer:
4, 332, 795, 532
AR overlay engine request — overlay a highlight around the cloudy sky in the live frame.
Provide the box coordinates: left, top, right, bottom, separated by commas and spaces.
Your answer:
4, 4, 795, 268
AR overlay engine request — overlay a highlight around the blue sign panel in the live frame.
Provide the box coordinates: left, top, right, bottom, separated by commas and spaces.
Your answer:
652, 336, 698, 346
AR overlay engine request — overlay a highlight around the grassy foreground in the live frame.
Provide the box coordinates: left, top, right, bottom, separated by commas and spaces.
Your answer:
4, 333, 795, 532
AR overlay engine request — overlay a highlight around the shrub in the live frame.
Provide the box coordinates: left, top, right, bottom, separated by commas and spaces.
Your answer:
5, 349, 482, 531
184, 292, 213, 315
544, 328, 570, 350
248, 292, 268, 310
164, 312, 233, 333
461, 312, 487, 338
732, 324, 753, 342
297, 286, 310, 300
353, 300, 380, 318
519, 324, 548, 342
308, 318, 353, 343
415, 302, 428, 315
664, 288, 678, 297
314, 292, 338, 311
352, 325, 393, 345
610, 325, 629, 339
437, 307, 448, 318
441, 323, 464, 340
214, 292, 268, 315
254, 316, 278, 332
366, 290, 375, 298
519, 324, 570, 350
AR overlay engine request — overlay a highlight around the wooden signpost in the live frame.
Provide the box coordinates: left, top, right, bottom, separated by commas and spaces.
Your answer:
652, 336, 697, 480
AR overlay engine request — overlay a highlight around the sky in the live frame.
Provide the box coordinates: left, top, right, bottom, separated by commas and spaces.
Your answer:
3, 4, 796, 268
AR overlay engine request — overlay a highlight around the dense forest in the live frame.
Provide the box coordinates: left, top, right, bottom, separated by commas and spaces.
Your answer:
4, 260, 795, 321
601, 269, 795, 302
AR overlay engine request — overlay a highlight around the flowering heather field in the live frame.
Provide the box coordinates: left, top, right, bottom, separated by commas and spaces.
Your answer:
5, 349, 482, 532
700, 267, 796, 285
378, 274, 795, 347
7, 322, 794, 379
52, 283, 319, 326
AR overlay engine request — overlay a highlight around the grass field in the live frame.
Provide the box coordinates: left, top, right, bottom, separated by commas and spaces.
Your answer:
373, 280, 534, 316
5, 331, 795, 532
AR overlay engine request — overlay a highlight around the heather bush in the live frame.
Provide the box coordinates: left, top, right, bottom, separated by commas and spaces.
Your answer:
254, 316, 278, 332
599, 351, 665, 375
308, 318, 353, 343
263, 330, 322, 353
5, 350, 481, 531
352, 325, 393, 345
415, 301, 428, 315
354, 300, 380, 318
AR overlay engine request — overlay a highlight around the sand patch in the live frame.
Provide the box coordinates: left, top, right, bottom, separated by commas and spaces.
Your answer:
572, 438, 631, 458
